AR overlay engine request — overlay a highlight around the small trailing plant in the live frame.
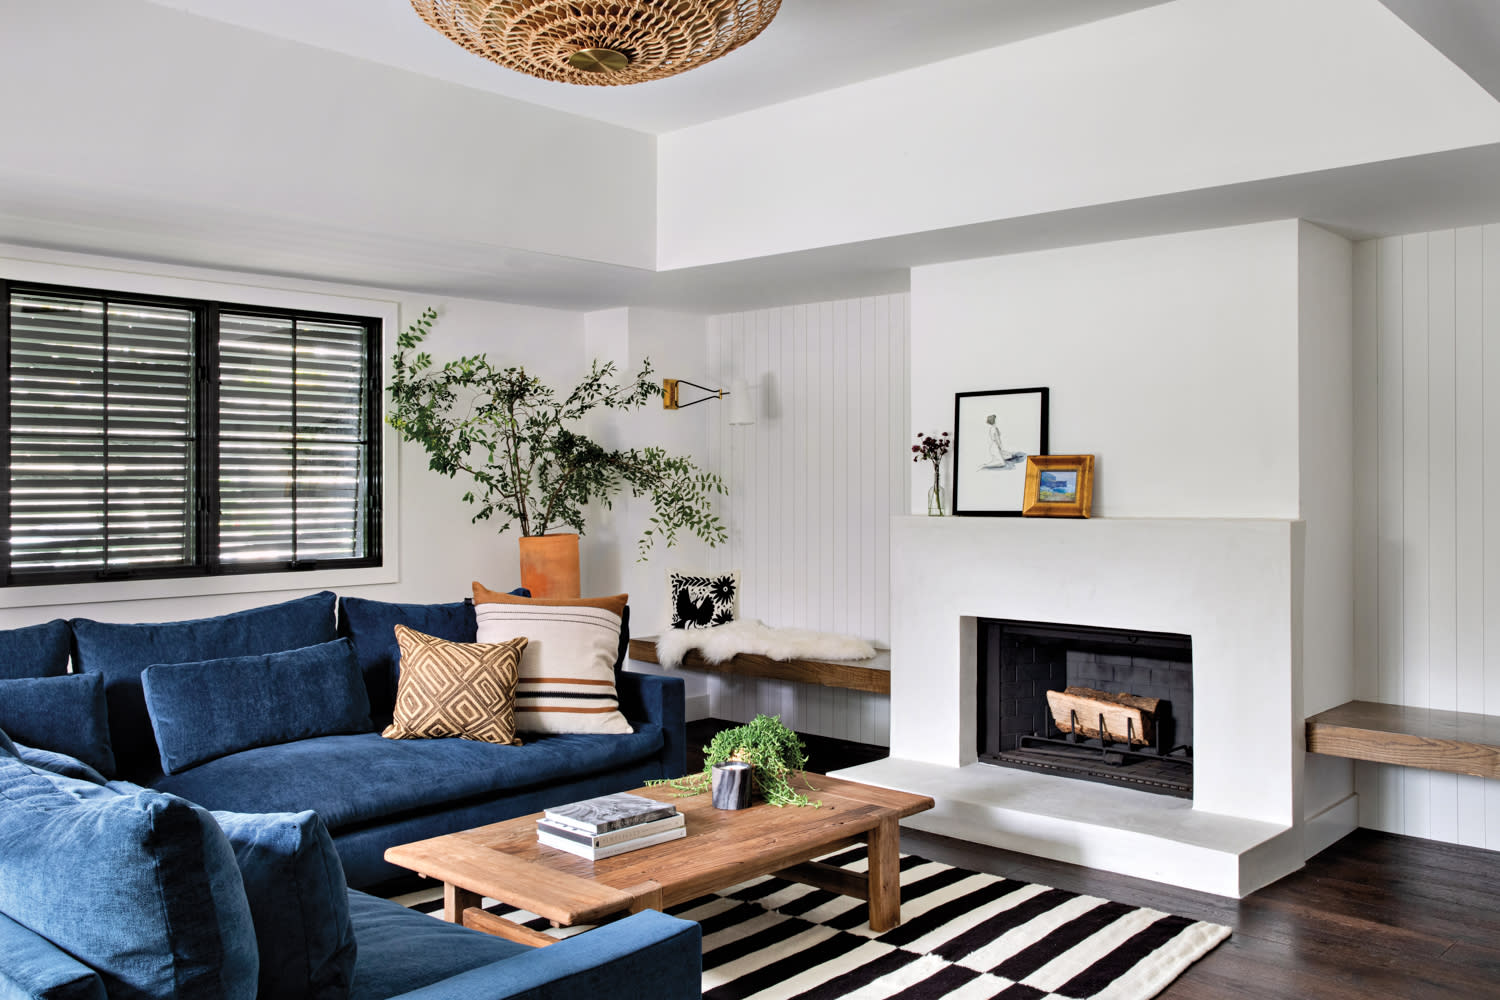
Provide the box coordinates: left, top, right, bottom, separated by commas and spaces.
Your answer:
653, 714, 820, 807
913, 430, 952, 515
388, 308, 728, 559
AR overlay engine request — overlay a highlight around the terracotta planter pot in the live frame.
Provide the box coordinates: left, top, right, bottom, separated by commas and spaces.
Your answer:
517, 533, 581, 599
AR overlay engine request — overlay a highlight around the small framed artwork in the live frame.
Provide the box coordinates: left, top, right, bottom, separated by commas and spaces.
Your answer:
1022, 455, 1095, 518
952, 387, 1049, 516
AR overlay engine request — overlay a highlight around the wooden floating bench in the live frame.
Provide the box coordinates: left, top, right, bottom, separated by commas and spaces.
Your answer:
628, 637, 891, 695
1305, 700, 1500, 780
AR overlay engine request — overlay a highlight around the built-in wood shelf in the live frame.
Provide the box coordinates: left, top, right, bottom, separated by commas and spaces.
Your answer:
628, 637, 891, 695
1305, 700, 1500, 779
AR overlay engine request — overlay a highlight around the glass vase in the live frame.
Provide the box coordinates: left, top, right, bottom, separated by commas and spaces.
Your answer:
927, 470, 945, 516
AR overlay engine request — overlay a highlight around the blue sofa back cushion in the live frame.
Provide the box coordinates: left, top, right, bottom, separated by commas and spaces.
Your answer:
143, 638, 372, 775
0, 673, 115, 777
0, 756, 258, 1000
213, 810, 357, 1000
337, 591, 528, 725
0, 619, 71, 679
71, 590, 339, 775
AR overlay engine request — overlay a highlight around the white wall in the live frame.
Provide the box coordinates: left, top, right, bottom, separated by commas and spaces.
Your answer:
1296, 222, 1358, 839
696, 296, 910, 744
1353, 226, 1500, 849
658, 0, 1500, 269
0, 245, 590, 627
585, 307, 716, 720
911, 221, 1303, 518
0, 0, 656, 271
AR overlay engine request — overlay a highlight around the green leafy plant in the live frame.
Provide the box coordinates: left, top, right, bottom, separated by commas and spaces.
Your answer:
388, 308, 728, 559
653, 714, 820, 807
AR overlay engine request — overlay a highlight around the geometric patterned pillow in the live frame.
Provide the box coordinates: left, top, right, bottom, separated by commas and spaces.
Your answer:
381, 626, 527, 746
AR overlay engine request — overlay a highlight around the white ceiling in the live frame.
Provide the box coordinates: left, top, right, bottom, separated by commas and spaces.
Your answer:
139, 0, 1170, 134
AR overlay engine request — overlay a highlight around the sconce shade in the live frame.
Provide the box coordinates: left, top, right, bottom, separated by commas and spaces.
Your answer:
727, 379, 755, 425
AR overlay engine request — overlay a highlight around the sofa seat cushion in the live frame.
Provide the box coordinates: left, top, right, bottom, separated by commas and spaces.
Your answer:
345, 889, 525, 1000
143, 638, 373, 774
14, 743, 109, 784
0, 910, 106, 1000
151, 725, 665, 831
0, 756, 259, 1000
71, 590, 339, 775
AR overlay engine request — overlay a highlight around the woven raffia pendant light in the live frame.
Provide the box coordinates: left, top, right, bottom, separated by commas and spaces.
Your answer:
409, 0, 782, 86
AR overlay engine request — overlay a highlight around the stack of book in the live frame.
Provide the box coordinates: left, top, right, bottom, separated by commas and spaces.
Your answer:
536, 792, 685, 861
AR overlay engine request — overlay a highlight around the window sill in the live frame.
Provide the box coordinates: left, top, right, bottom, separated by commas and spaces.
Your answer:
0, 563, 399, 611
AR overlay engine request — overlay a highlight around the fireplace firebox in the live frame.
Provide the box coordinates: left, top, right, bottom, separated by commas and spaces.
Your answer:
976, 619, 1194, 798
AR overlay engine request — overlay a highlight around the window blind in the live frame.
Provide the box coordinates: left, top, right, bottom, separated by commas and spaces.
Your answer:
2, 282, 380, 585
217, 313, 372, 566
8, 290, 196, 578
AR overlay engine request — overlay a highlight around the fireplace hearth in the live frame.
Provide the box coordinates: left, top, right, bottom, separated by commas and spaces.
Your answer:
976, 619, 1194, 798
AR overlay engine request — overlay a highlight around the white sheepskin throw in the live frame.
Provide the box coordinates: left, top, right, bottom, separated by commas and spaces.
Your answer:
654, 619, 876, 669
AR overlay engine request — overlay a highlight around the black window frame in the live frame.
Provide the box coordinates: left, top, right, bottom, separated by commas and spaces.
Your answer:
0, 279, 383, 587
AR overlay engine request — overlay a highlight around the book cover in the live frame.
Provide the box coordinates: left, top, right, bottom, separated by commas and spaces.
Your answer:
537, 825, 687, 861
536, 813, 685, 848
543, 792, 677, 834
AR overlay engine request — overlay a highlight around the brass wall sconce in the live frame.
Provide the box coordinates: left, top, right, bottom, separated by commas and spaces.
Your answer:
663, 378, 755, 425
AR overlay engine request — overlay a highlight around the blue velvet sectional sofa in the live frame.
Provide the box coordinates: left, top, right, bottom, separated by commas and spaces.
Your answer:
62, 589, 686, 887
0, 732, 701, 1000
0, 588, 701, 1000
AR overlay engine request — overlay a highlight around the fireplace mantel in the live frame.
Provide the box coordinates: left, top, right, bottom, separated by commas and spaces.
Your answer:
834, 515, 1324, 897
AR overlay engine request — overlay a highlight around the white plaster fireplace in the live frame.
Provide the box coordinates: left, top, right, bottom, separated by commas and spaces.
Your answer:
834, 515, 1322, 898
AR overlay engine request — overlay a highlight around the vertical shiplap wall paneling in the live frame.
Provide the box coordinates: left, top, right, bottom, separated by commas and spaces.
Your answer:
702, 294, 910, 744
1456, 227, 1487, 847
1485, 225, 1500, 844
1356, 227, 1500, 848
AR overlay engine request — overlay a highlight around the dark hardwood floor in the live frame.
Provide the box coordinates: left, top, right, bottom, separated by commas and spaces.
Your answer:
689, 718, 1500, 999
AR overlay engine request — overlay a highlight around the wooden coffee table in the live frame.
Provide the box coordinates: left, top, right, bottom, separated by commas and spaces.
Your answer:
385, 772, 933, 942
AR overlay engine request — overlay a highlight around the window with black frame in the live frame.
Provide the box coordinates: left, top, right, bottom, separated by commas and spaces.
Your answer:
1, 282, 381, 586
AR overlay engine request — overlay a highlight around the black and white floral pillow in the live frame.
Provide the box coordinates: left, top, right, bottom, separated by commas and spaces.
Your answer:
668, 571, 738, 629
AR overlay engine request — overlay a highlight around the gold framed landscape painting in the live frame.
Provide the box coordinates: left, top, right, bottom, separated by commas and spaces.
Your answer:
1022, 455, 1094, 518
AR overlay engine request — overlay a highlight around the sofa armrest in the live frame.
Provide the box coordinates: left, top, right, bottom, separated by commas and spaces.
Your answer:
616, 671, 687, 779
383, 910, 701, 1000
0, 912, 105, 1000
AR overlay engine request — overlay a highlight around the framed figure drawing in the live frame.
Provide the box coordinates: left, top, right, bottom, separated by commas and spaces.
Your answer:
952, 387, 1049, 516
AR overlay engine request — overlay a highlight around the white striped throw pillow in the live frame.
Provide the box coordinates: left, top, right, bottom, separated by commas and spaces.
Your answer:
472, 584, 631, 735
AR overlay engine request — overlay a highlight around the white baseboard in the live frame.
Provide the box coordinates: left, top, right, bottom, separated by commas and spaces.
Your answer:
1303, 792, 1359, 859
685, 693, 711, 721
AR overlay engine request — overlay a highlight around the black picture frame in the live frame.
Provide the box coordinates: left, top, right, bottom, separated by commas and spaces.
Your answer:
952, 387, 1050, 516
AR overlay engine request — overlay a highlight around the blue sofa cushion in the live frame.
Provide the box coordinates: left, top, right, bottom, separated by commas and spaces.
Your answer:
0, 756, 258, 1000
0, 910, 106, 1000
143, 638, 372, 774
15, 743, 110, 784
345, 890, 525, 1000
0, 673, 115, 777
338, 591, 529, 726
0, 619, 71, 679
71, 590, 339, 775
152, 725, 665, 831
213, 810, 357, 1000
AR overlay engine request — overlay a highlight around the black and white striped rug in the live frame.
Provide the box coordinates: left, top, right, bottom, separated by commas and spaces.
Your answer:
394, 847, 1229, 1000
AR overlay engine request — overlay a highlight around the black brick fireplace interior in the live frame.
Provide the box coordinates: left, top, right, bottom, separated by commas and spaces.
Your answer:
976, 619, 1194, 798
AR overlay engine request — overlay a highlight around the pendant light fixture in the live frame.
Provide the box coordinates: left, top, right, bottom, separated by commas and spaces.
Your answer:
409, 0, 782, 87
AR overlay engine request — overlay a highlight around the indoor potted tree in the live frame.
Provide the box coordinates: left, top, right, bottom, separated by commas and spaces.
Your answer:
388, 308, 727, 595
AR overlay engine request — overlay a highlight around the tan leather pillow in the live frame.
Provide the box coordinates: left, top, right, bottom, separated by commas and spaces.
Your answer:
382, 625, 526, 746
471, 583, 630, 735
471, 584, 627, 618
